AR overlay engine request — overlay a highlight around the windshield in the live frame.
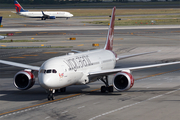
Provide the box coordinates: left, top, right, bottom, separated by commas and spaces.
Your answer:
40, 69, 57, 74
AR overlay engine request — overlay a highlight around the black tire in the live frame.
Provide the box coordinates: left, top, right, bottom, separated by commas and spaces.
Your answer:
51, 95, 54, 100
108, 86, 114, 92
101, 86, 106, 93
47, 93, 54, 100
55, 89, 59, 93
48, 96, 50, 100
60, 87, 66, 92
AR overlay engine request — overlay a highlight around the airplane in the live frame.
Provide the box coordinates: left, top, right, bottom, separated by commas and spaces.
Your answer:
1, 6, 180, 101
14, 0, 73, 20
0, 36, 7, 40
0, 17, 7, 39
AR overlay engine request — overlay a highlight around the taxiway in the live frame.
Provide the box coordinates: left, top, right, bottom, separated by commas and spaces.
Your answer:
0, 16, 180, 120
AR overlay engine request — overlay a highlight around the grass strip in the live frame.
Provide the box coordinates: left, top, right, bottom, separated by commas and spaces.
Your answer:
80, 15, 180, 19
1, 8, 180, 18
84, 19, 180, 26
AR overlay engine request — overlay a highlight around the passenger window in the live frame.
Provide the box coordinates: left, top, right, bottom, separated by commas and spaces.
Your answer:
46, 70, 51, 73
44, 70, 46, 73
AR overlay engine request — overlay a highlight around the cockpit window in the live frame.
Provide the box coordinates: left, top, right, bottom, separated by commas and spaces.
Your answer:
40, 69, 57, 74
52, 69, 57, 73
46, 70, 51, 73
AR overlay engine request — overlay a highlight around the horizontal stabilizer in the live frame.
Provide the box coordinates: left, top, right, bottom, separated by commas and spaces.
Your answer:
116, 51, 158, 61
89, 61, 180, 78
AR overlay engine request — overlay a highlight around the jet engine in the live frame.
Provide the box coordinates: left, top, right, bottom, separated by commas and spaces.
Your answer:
49, 16, 56, 19
113, 72, 134, 91
14, 70, 35, 90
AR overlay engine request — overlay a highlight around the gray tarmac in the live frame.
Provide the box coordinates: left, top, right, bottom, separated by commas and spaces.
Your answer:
0, 17, 180, 120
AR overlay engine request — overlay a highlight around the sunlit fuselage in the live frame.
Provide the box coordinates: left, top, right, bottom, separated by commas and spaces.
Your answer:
38, 49, 116, 90
18, 11, 73, 18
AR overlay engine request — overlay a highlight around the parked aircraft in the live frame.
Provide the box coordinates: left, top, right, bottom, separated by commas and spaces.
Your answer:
0, 7, 180, 100
0, 36, 6, 40
14, 0, 73, 20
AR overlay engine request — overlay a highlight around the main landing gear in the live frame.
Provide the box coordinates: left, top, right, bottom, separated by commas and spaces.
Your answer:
100, 76, 114, 93
41, 17, 46, 20
55, 87, 66, 93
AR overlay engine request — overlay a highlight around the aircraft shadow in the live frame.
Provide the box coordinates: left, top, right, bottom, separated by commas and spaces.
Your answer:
0, 85, 175, 102
0, 85, 121, 102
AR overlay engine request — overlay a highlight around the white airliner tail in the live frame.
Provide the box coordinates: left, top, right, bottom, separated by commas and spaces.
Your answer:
103, 7, 156, 60
104, 7, 116, 51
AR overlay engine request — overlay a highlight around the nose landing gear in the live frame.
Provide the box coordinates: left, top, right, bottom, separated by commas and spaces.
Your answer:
47, 89, 55, 100
47, 88, 66, 100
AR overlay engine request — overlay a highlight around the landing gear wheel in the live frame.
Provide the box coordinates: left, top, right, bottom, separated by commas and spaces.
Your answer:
47, 93, 54, 100
60, 87, 66, 92
100, 76, 114, 93
47, 89, 55, 101
101, 86, 106, 93
48, 95, 54, 100
108, 86, 114, 92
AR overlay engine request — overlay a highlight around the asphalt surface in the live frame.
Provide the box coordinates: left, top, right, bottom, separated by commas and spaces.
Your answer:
0, 16, 180, 120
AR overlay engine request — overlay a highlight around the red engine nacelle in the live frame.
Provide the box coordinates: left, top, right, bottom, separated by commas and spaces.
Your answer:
14, 70, 35, 90
113, 71, 134, 91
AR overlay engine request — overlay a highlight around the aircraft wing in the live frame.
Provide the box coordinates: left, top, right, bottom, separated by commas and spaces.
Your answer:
116, 51, 158, 60
88, 61, 180, 77
0, 60, 40, 71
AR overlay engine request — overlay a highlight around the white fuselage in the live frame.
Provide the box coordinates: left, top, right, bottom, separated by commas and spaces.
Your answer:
38, 49, 116, 90
0, 36, 6, 40
18, 11, 73, 18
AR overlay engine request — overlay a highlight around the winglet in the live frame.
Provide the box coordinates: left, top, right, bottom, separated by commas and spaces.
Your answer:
14, 0, 28, 13
104, 6, 116, 51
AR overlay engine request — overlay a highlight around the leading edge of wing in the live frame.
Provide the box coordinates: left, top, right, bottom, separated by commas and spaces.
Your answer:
88, 61, 180, 77
0, 59, 40, 71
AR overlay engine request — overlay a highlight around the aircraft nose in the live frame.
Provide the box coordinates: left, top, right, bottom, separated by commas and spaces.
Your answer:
39, 75, 58, 89
70, 13, 73, 17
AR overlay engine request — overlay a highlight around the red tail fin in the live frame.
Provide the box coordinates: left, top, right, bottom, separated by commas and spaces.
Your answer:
14, 0, 28, 12
104, 7, 116, 51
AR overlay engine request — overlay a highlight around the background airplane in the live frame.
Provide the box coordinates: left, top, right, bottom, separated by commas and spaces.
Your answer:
14, 0, 73, 20
0, 36, 7, 40
1, 7, 180, 101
